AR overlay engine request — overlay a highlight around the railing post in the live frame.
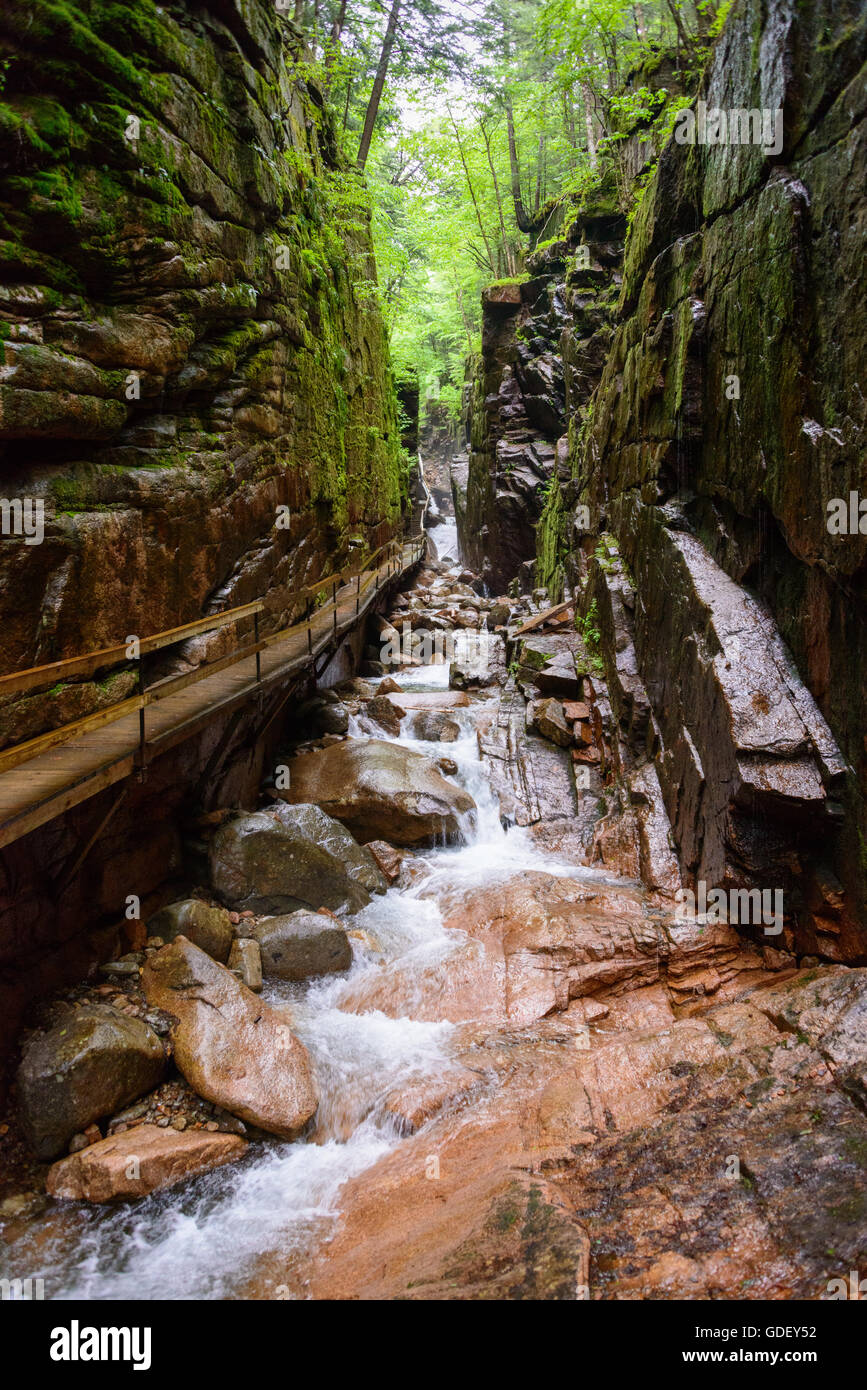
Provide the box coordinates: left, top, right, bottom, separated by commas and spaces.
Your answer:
356, 568, 361, 615
137, 652, 147, 782
307, 597, 312, 654
333, 580, 338, 636
254, 610, 261, 686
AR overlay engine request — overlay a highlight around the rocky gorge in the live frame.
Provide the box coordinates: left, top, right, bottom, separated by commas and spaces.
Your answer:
0, 0, 864, 1309
0, 547, 865, 1301
454, 0, 867, 966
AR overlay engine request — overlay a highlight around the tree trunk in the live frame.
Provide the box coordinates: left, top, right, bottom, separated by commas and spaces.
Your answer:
505, 94, 535, 233
356, 0, 400, 172
325, 0, 348, 71
479, 120, 516, 275
449, 108, 496, 275
582, 84, 598, 170
534, 134, 544, 212
666, 0, 691, 47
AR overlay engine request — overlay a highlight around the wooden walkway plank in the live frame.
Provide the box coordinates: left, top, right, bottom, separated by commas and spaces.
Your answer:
0, 538, 423, 850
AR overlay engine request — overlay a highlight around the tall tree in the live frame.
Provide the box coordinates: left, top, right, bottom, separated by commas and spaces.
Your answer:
357, 0, 401, 170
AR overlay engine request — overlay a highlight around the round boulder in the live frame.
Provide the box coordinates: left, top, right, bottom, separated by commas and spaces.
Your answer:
147, 899, 234, 963
17, 1008, 166, 1160
282, 739, 476, 846
254, 911, 352, 982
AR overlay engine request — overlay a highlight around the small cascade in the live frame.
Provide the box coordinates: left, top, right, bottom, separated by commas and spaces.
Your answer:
0, 660, 565, 1298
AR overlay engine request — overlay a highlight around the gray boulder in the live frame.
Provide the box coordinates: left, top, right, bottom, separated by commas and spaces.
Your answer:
269, 802, 387, 895
530, 698, 573, 748
412, 710, 461, 742
17, 1008, 166, 1160
210, 804, 380, 916
254, 911, 352, 981
147, 899, 234, 963
282, 739, 476, 846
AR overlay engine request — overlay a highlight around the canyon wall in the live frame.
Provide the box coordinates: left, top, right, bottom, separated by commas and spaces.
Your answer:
0, 0, 409, 1075
460, 0, 867, 958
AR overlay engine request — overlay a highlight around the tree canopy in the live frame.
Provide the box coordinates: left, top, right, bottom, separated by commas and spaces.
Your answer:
286, 0, 732, 431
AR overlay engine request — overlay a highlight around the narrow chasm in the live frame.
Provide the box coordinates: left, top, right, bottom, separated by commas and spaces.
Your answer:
0, 0, 864, 1310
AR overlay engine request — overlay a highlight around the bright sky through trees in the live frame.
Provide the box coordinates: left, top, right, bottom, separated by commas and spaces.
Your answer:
289, 0, 731, 430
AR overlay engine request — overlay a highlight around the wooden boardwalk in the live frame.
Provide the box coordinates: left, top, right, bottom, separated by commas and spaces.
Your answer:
0, 536, 424, 850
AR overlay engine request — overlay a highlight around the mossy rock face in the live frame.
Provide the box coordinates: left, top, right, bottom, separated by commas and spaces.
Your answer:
0, 0, 407, 741
555, 0, 867, 952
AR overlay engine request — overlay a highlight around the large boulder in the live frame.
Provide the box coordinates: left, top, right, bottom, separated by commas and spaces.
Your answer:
17, 1008, 167, 1160
282, 739, 476, 846
146, 899, 234, 963
516, 634, 585, 698
269, 803, 387, 896
253, 911, 352, 982
364, 694, 406, 737
141, 938, 318, 1140
311, 700, 350, 736
209, 804, 380, 915
449, 631, 505, 690
46, 1125, 247, 1202
412, 711, 461, 742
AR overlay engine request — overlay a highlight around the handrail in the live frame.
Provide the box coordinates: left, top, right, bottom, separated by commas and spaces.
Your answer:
0, 535, 410, 700
0, 601, 267, 698
0, 533, 425, 775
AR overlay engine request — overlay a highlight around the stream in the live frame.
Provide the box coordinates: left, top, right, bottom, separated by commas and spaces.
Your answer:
0, 621, 595, 1301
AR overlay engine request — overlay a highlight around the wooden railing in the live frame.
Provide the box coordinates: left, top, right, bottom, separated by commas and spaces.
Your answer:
0, 532, 425, 776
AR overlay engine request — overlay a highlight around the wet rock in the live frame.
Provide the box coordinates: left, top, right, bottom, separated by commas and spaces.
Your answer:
529, 698, 572, 748
562, 701, 591, 723
227, 938, 263, 993
338, 678, 377, 698
412, 711, 461, 742
366, 840, 404, 883
381, 1067, 483, 1135
146, 899, 234, 964
311, 700, 350, 736
253, 911, 352, 981
269, 802, 387, 896
141, 939, 318, 1139
516, 634, 585, 698
17, 1008, 167, 1160
365, 694, 406, 737
381, 690, 470, 710
209, 805, 375, 916
282, 739, 476, 847
754, 966, 867, 1110
46, 1124, 247, 1202
449, 632, 505, 690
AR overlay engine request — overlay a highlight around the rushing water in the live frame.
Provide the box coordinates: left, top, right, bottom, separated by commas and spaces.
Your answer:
0, 664, 592, 1300
428, 517, 459, 566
